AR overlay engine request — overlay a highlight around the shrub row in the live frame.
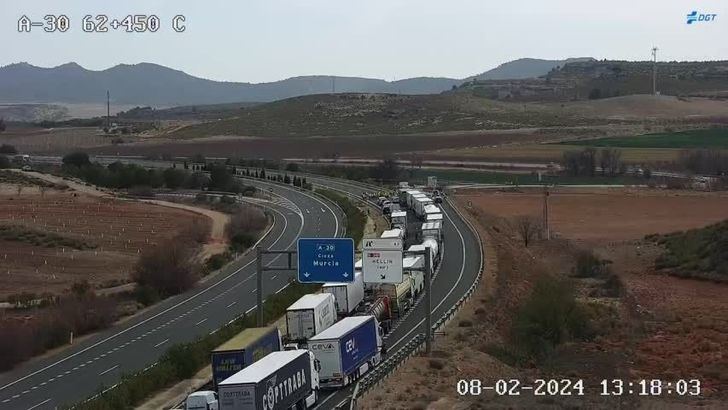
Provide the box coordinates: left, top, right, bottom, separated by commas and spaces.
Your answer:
315, 189, 366, 245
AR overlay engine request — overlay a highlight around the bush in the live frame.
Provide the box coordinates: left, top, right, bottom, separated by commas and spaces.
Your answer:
133, 240, 200, 297
509, 276, 592, 362
134, 285, 161, 306
205, 253, 229, 271
0, 155, 10, 169
62, 151, 91, 167
0, 144, 17, 154
226, 206, 267, 249
573, 250, 608, 278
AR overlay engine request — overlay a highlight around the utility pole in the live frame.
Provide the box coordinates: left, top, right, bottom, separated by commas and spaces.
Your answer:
651, 47, 658, 95
542, 187, 550, 240
106, 90, 110, 130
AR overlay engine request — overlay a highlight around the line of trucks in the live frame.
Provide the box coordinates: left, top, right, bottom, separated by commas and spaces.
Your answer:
185, 183, 445, 410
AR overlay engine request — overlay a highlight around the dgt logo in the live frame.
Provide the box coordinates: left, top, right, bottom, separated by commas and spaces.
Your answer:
687, 11, 717, 24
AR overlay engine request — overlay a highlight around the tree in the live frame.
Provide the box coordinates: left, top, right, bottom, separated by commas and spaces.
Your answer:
588, 88, 602, 100
370, 159, 401, 182
0, 155, 9, 169
285, 162, 299, 172
599, 148, 623, 176
0, 118, 5, 133
62, 151, 91, 168
516, 215, 540, 247
0, 144, 16, 154
209, 165, 234, 191
561, 148, 597, 177
163, 168, 187, 190
133, 240, 199, 297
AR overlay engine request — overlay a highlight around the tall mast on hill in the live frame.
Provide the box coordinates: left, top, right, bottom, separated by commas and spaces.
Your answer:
651, 46, 658, 95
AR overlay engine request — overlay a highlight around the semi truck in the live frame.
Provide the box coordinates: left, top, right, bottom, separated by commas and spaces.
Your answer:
211, 327, 282, 389
389, 210, 407, 231
409, 192, 427, 210
285, 294, 336, 342
423, 204, 441, 220
370, 274, 415, 315
414, 197, 434, 220
380, 228, 403, 240
218, 349, 319, 410
420, 221, 443, 242
356, 296, 392, 334
407, 238, 440, 268
322, 271, 365, 316
426, 213, 443, 223
307, 316, 382, 389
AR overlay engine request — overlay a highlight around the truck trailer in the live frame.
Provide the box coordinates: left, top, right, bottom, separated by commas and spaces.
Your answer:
389, 210, 407, 231
322, 271, 365, 316
308, 316, 382, 389
414, 197, 434, 220
380, 228, 403, 240
285, 294, 336, 342
211, 327, 282, 389
218, 349, 319, 410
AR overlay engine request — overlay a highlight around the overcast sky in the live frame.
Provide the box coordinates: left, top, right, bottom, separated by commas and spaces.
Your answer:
2, 0, 727, 83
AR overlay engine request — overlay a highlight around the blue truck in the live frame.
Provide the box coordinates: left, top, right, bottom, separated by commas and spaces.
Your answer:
307, 315, 382, 388
211, 326, 282, 390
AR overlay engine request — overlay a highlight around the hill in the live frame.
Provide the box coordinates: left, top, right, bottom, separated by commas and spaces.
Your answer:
651, 220, 728, 282
459, 60, 728, 101
0, 62, 461, 106
469, 57, 595, 80
167, 92, 619, 138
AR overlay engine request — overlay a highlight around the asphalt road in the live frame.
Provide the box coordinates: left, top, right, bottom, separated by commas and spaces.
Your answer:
286, 175, 483, 410
0, 180, 344, 410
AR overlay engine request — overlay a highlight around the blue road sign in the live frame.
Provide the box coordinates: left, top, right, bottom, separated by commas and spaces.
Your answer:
297, 238, 355, 283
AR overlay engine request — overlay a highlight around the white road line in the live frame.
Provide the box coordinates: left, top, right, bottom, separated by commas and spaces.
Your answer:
26, 398, 51, 410
226, 301, 236, 308
153, 338, 169, 348
99, 365, 118, 376
320, 208, 326, 212
195, 318, 207, 326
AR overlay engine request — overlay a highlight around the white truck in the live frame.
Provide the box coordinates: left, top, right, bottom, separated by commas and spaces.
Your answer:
380, 228, 403, 240
423, 204, 441, 220
308, 316, 382, 389
407, 238, 440, 268
409, 192, 427, 210
389, 210, 407, 231
370, 276, 413, 315
285, 294, 336, 342
218, 350, 319, 410
402, 256, 425, 297
414, 197, 434, 220
420, 221, 443, 242
426, 213, 443, 223
186, 391, 219, 410
322, 271, 365, 316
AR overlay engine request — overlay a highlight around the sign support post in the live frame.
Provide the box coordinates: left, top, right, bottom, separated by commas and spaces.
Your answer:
425, 246, 432, 355
255, 247, 297, 326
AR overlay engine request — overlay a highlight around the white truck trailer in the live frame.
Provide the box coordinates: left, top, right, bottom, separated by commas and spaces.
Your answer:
322, 271, 365, 316
414, 197, 434, 220
380, 228, 403, 240
308, 316, 382, 389
218, 350, 319, 410
389, 210, 407, 231
285, 294, 336, 342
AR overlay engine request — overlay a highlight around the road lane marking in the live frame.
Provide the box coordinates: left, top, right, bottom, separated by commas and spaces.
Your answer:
154, 338, 169, 348
99, 365, 119, 376
226, 301, 236, 308
27, 398, 51, 409
195, 318, 207, 326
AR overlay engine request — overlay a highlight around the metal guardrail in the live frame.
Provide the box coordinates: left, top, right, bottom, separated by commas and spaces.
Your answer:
349, 197, 485, 408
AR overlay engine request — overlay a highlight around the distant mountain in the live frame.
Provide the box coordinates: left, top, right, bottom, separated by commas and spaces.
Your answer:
0, 62, 463, 106
469, 57, 595, 81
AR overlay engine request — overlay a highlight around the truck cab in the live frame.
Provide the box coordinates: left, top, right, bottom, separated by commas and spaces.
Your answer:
186, 391, 219, 410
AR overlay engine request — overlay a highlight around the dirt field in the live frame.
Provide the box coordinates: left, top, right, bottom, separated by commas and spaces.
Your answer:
361, 188, 728, 409
458, 188, 728, 245
1, 126, 133, 154
0, 191, 210, 299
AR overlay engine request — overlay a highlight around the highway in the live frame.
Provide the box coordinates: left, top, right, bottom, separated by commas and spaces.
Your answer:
288, 175, 483, 410
0, 179, 344, 410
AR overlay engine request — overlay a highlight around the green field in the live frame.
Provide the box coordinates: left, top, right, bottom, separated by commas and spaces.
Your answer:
562, 128, 728, 149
